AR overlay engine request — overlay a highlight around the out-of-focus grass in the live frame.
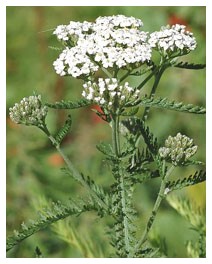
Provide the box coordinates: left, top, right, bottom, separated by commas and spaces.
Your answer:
7, 6, 205, 257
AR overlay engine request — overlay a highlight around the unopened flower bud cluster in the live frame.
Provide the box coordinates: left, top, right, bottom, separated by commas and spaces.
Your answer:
159, 133, 198, 165
9, 95, 48, 126
53, 15, 151, 78
149, 24, 196, 54
82, 78, 140, 110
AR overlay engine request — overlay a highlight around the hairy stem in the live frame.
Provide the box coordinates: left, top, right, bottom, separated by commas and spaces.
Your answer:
111, 114, 130, 256
133, 165, 175, 255
112, 114, 120, 156
120, 171, 130, 255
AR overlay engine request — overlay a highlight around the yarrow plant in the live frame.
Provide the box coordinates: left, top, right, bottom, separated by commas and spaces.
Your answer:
7, 15, 206, 258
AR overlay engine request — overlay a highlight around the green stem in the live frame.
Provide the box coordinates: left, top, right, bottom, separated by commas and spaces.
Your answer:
142, 67, 165, 121
101, 67, 113, 78
39, 125, 108, 211
120, 171, 130, 255
136, 70, 156, 90
133, 164, 175, 255
111, 114, 120, 156
111, 114, 130, 256
120, 70, 131, 83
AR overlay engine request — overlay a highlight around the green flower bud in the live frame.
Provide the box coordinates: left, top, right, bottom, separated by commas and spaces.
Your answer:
9, 95, 48, 127
158, 133, 198, 165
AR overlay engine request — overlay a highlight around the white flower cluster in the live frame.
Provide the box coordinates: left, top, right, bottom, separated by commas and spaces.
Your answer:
53, 15, 151, 78
53, 21, 93, 41
82, 78, 140, 110
149, 24, 196, 54
53, 47, 99, 77
9, 95, 48, 126
159, 133, 198, 165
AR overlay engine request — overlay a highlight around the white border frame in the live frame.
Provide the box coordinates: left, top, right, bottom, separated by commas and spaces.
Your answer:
1, 1, 210, 263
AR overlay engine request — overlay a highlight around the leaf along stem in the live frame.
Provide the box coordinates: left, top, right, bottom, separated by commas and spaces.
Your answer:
39, 124, 108, 211
132, 164, 175, 256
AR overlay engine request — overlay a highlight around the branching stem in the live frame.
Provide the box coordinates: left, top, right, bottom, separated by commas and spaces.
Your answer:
142, 67, 165, 121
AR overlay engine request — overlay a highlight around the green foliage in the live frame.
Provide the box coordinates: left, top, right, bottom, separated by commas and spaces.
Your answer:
96, 142, 115, 158
128, 148, 153, 169
166, 195, 206, 232
110, 167, 137, 257
45, 98, 91, 109
186, 233, 206, 258
138, 96, 206, 114
52, 220, 105, 257
166, 195, 206, 257
35, 246, 43, 258
122, 117, 159, 156
6, 200, 90, 252
174, 61, 206, 70
148, 230, 168, 257
55, 115, 72, 145
126, 148, 160, 183
61, 167, 110, 215
121, 107, 139, 116
166, 170, 206, 191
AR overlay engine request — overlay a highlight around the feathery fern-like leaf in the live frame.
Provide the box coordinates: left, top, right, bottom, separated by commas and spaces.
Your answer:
123, 118, 159, 155
48, 46, 63, 51
6, 200, 92, 252
166, 195, 206, 231
166, 170, 206, 191
55, 115, 72, 145
174, 61, 206, 70
45, 98, 91, 109
109, 160, 138, 257
52, 219, 105, 257
96, 142, 114, 158
127, 148, 153, 171
61, 167, 110, 215
138, 96, 206, 114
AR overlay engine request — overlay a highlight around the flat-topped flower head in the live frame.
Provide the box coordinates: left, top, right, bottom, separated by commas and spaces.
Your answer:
149, 24, 197, 56
53, 21, 93, 42
82, 78, 140, 111
53, 15, 144, 41
159, 133, 198, 165
95, 15, 143, 29
53, 15, 152, 78
9, 95, 48, 126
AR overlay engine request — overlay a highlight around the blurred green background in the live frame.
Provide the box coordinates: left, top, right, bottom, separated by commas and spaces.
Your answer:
6, 6, 206, 258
